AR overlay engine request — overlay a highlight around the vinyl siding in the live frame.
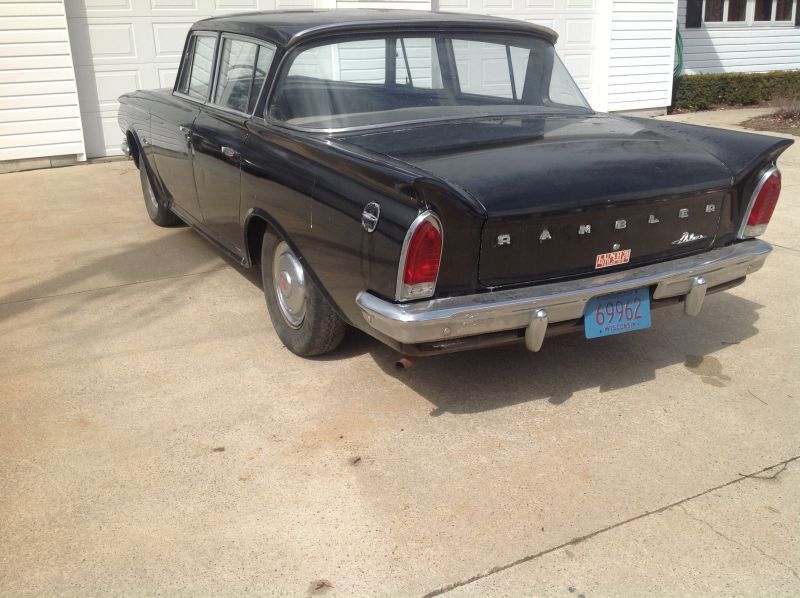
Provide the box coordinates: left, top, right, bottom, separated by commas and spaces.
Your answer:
678, 0, 800, 73
607, 0, 679, 112
0, 0, 85, 161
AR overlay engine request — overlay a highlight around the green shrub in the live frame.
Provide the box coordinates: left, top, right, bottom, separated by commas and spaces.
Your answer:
672, 71, 800, 111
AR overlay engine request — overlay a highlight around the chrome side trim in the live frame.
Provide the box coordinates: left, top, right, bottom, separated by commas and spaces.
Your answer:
358, 240, 772, 347
738, 164, 779, 239
395, 210, 443, 302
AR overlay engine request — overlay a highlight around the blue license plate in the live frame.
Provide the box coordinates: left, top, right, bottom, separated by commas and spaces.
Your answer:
584, 288, 651, 339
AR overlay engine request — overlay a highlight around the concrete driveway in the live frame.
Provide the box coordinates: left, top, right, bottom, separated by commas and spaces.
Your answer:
1, 109, 798, 596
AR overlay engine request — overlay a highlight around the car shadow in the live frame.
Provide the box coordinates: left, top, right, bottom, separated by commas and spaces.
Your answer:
220, 244, 765, 413
365, 292, 764, 415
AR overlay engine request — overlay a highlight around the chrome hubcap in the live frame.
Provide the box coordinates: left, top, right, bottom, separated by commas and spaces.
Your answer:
273, 241, 306, 329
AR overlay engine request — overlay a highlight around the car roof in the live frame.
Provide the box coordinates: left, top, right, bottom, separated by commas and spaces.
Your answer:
192, 9, 557, 47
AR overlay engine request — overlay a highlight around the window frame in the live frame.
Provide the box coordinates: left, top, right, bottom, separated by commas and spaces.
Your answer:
209, 32, 277, 117
701, 0, 797, 26
174, 30, 277, 117
174, 31, 220, 104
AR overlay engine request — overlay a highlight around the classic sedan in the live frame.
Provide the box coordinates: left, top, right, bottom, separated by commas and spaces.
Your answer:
118, 9, 791, 358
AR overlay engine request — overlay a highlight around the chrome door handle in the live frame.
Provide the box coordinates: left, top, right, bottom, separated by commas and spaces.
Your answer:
221, 146, 240, 160
178, 125, 191, 134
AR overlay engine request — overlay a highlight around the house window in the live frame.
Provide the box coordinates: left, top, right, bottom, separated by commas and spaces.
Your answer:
700, 0, 796, 23
755, 0, 794, 20
704, 0, 747, 21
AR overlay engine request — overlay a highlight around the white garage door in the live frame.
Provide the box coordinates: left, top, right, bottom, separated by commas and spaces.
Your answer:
66, 0, 314, 158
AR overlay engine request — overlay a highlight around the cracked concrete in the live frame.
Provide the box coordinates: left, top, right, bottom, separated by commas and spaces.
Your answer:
1, 109, 799, 595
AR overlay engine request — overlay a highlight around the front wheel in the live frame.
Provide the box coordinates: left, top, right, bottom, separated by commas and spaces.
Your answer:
140, 157, 180, 227
261, 231, 347, 356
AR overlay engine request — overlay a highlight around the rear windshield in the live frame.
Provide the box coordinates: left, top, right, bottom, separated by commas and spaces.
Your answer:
269, 33, 591, 130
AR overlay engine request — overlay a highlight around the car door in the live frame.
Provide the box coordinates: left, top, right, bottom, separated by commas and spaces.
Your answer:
150, 32, 218, 223
191, 35, 276, 253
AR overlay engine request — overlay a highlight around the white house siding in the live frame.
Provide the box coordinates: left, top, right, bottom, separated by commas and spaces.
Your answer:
607, 0, 679, 112
65, 0, 318, 160
678, 0, 800, 73
0, 0, 85, 162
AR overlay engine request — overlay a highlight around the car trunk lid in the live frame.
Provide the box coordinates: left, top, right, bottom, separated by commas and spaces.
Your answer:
340, 112, 733, 287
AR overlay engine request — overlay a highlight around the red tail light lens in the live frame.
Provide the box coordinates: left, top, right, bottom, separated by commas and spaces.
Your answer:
397, 212, 442, 301
740, 167, 781, 238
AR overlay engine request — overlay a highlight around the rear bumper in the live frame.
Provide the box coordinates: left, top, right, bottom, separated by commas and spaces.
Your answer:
356, 240, 771, 352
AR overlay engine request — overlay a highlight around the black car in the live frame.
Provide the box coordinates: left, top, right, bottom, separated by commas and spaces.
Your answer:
118, 9, 790, 357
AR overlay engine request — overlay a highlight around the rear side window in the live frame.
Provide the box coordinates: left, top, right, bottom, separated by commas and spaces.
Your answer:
212, 37, 276, 114
176, 34, 217, 101
249, 45, 276, 113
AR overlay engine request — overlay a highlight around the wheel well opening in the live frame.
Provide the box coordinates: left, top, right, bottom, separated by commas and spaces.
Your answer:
126, 131, 140, 169
246, 216, 269, 268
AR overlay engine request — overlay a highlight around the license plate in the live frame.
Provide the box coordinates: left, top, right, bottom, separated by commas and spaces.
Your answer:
584, 288, 651, 339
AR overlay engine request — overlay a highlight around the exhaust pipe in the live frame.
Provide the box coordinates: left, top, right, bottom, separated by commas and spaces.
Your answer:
395, 357, 417, 371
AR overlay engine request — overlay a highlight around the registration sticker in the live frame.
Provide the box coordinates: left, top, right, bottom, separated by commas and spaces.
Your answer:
595, 249, 631, 269
584, 288, 651, 339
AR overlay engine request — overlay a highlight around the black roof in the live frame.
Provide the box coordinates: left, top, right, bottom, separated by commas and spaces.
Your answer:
192, 9, 557, 47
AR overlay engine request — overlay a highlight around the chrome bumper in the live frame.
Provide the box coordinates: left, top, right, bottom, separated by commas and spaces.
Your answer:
356, 240, 772, 352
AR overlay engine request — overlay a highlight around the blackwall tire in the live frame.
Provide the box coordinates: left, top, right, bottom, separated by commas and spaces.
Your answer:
140, 157, 180, 227
261, 230, 347, 356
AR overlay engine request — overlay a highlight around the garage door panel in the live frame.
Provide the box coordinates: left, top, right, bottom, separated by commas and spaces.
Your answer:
75, 67, 142, 111
152, 22, 194, 57
80, 112, 124, 157
158, 67, 179, 88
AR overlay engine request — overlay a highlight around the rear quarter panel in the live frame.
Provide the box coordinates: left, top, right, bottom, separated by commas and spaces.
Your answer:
241, 125, 445, 330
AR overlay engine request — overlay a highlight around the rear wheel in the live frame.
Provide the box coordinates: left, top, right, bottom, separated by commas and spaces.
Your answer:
261, 231, 347, 356
140, 157, 180, 227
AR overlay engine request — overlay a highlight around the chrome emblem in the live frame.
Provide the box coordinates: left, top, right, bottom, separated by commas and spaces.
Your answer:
578, 224, 591, 235
539, 228, 552, 242
648, 214, 660, 224
678, 208, 689, 219
612, 242, 621, 251
496, 233, 511, 246
361, 202, 380, 233
615, 219, 626, 230
671, 232, 707, 245
705, 204, 716, 213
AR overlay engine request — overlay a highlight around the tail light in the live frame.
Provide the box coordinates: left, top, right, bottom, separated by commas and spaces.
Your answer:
739, 166, 781, 238
396, 211, 443, 302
